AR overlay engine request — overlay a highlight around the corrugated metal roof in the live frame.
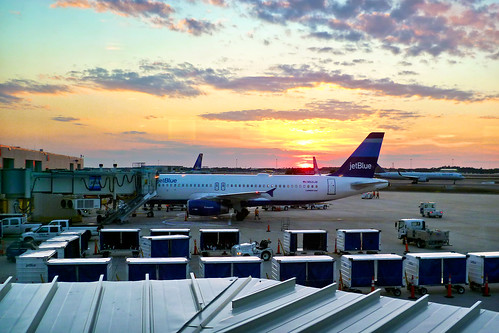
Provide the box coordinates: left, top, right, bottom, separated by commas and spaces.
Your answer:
0, 275, 498, 333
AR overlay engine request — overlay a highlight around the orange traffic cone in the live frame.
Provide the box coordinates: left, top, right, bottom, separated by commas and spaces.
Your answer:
94, 240, 99, 255
276, 239, 281, 254
483, 274, 491, 297
371, 276, 375, 292
404, 237, 410, 254
334, 238, 338, 254
409, 275, 417, 300
266, 224, 270, 232
193, 239, 199, 255
445, 274, 454, 298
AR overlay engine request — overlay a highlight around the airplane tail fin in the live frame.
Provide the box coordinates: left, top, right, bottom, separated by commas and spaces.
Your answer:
375, 164, 386, 173
193, 153, 203, 171
330, 132, 384, 178
313, 156, 321, 175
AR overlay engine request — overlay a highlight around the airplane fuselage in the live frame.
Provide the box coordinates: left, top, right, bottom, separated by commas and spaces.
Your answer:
156, 173, 386, 207
375, 172, 464, 182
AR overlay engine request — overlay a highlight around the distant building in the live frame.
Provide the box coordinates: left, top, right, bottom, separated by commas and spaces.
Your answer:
0, 145, 84, 171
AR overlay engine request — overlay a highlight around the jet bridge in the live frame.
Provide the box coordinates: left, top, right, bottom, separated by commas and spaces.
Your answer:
0, 167, 158, 222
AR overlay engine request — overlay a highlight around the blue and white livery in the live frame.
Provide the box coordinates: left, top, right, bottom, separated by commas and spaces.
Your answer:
155, 132, 388, 220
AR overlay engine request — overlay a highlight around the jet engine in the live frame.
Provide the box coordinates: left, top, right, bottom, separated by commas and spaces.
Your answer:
187, 200, 229, 216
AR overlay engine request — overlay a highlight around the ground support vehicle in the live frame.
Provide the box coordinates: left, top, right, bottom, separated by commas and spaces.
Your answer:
301, 203, 328, 209
361, 192, 374, 199
396, 219, 449, 249
1, 217, 41, 235
199, 257, 262, 278
340, 254, 404, 296
283, 230, 327, 255
404, 252, 467, 295
48, 219, 101, 236
127, 258, 189, 280
272, 255, 335, 288
21, 225, 63, 244
140, 235, 190, 258
419, 202, 443, 218
6, 240, 38, 262
99, 229, 141, 257
467, 252, 499, 292
336, 229, 381, 253
231, 239, 273, 261
47, 258, 112, 282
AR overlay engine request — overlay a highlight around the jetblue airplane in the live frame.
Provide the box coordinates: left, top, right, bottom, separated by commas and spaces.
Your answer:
375, 165, 464, 184
155, 132, 388, 220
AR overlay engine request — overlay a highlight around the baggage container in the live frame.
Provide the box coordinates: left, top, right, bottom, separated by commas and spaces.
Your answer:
126, 258, 189, 281
150, 228, 190, 236
16, 249, 57, 283
45, 235, 80, 258
336, 229, 381, 253
199, 229, 239, 252
283, 230, 327, 254
340, 254, 404, 296
99, 228, 141, 256
272, 255, 335, 288
140, 235, 190, 258
405, 252, 467, 295
47, 258, 112, 282
467, 252, 499, 291
60, 229, 91, 255
199, 257, 262, 278
38, 241, 68, 258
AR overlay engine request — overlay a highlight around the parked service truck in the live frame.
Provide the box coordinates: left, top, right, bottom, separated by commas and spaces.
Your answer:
396, 219, 450, 248
419, 202, 443, 218
48, 219, 101, 236
21, 225, 63, 244
1, 217, 42, 235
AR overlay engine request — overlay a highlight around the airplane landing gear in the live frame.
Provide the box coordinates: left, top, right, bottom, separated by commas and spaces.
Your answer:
235, 208, 250, 221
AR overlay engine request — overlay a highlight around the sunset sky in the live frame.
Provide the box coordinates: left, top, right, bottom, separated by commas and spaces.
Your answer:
1, 0, 498, 169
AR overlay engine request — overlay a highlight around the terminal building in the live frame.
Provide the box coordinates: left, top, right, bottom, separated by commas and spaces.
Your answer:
0, 145, 84, 171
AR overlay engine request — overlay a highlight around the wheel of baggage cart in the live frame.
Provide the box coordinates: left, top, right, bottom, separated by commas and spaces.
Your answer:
261, 251, 271, 261
147, 211, 154, 218
419, 287, 428, 295
392, 288, 402, 297
455, 285, 465, 294
416, 240, 426, 248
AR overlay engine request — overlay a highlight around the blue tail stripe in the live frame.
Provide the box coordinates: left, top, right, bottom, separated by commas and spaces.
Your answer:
351, 141, 383, 157
330, 132, 384, 178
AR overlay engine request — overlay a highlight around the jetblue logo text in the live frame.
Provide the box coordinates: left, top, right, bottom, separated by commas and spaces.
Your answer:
349, 162, 372, 171
158, 178, 178, 184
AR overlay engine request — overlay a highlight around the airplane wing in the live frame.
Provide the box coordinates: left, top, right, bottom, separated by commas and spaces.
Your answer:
190, 188, 276, 202
350, 180, 389, 190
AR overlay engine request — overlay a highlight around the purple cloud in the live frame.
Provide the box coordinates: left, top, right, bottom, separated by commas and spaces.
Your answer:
51, 0, 221, 35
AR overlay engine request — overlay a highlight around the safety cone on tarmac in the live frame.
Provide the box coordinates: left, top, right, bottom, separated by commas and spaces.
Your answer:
276, 239, 281, 254
409, 275, 417, 300
334, 239, 338, 254
371, 276, 375, 292
193, 239, 199, 255
445, 274, 454, 298
267, 224, 270, 232
94, 240, 99, 255
483, 274, 491, 297
404, 237, 410, 254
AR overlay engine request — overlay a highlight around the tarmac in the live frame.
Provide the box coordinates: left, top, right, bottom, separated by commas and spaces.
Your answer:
1, 186, 499, 311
